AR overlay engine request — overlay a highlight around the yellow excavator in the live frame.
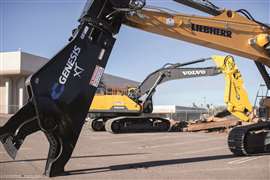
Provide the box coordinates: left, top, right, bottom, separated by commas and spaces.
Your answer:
88, 55, 254, 133
0, 0, 269, 176
88, 56, 221, 132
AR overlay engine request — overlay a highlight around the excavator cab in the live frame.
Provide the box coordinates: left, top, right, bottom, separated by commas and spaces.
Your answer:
255, 84, 270, 120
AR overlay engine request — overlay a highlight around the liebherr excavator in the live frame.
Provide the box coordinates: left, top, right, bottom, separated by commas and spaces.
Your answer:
0, 0, 270, 177
89, 57, 221, 133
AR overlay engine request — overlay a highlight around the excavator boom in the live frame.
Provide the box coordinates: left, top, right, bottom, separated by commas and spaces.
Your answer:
137, 58, 217, 96
124, 6, 270, 66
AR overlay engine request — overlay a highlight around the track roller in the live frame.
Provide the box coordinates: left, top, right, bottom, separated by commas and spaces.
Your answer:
105, 118, 122, 133
88, 118, 105, 131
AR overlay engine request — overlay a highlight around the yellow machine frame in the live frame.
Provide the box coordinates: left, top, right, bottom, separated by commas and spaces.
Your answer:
90, 95, 141, 112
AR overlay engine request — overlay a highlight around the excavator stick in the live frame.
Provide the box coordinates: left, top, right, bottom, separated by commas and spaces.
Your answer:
0, 0, 145, 177
212, 55, 253, 122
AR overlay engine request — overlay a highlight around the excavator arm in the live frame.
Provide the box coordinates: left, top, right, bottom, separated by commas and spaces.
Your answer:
131, 58, 221, 112
136, 58, 219, 96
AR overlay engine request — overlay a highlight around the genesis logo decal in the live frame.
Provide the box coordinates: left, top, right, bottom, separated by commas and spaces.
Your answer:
51, 45, 84, 100
51, 83, 65, 100
73, 62, 84, 78
59, 45, 81, 85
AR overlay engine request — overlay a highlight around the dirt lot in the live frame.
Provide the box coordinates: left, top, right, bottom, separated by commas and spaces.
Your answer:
0, 116, 269, 180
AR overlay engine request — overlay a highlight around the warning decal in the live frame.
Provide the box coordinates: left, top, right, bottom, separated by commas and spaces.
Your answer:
89, 65, 104, 87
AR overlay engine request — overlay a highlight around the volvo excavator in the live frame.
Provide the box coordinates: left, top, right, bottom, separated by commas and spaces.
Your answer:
89, 55, 253, 133
0, 0, 270, 177
88, 57, 221, 133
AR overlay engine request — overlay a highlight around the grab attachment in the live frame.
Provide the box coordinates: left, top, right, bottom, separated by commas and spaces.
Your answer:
0, 0, 143, 177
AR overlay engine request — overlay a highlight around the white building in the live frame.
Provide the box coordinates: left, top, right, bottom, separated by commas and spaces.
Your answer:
0, 51, 49, 114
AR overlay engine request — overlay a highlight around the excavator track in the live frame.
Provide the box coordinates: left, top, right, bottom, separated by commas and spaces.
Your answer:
228, 121, 270, 156
105, 115, 172, 134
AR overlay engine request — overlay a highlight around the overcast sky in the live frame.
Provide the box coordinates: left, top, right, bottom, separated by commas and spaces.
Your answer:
0, 0, 269, 107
